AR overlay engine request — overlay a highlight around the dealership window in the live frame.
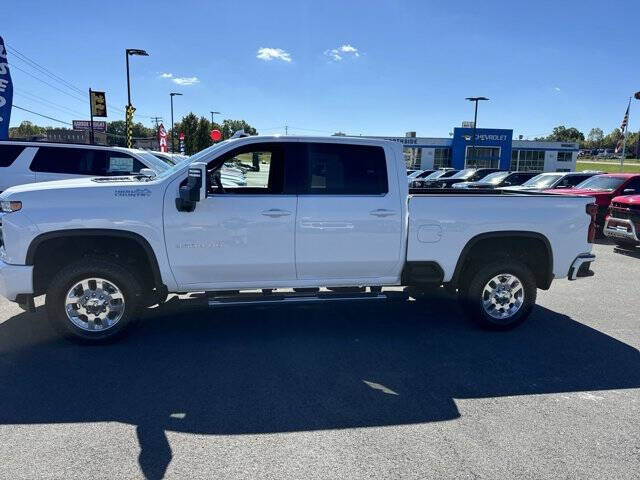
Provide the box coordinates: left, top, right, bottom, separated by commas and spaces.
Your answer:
517, 150, 545, 171
557, 151, 573, 162
465, 146, 500, 168
403, 147, 422, 169
433, 148, 451, 168
510, 150, 519, 171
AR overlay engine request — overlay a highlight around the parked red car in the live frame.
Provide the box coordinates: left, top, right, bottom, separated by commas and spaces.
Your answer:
603, 194, 640, 247
544, 174, 640, 231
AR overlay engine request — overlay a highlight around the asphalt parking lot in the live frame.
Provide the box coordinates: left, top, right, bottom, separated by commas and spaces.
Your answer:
0, 243, 639, 479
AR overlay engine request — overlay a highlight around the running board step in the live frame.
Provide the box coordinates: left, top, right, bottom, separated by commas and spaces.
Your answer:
207, 291, 406, 307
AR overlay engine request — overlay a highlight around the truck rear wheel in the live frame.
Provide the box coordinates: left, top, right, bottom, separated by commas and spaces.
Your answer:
45, 257, 142, 343
459, 260, 536, 329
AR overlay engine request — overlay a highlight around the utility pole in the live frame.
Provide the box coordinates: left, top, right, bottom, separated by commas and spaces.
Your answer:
210, 110, 220, 126
151, 116, 163, 129
170, 92, 182, 153
285, 125, 288, 136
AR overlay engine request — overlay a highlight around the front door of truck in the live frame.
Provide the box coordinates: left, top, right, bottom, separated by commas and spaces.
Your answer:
163, 142, 298, 288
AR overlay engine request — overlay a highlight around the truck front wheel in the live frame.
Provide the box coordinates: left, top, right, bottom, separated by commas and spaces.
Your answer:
45, 257, 142, 343
459, 260, 536, 329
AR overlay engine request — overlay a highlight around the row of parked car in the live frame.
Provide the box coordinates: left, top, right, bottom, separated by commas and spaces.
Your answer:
0, 140, 249, 194
407, 167, 640, 248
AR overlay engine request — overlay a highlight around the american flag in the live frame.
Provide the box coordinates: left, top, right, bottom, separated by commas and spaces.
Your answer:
615, 100, 631, 153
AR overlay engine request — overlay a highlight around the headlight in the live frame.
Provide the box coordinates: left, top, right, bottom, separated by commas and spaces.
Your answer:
0, 201, 22, 213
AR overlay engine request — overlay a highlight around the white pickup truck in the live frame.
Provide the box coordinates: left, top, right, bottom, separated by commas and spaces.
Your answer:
0, 135, 596, 342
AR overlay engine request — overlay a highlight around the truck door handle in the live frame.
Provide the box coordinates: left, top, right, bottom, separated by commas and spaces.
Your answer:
369, 209, 396, 217
261, 209, 292, 218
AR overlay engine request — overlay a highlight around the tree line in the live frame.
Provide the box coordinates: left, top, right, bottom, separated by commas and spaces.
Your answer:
537, 125, 639, 152
8, 114, 259, 156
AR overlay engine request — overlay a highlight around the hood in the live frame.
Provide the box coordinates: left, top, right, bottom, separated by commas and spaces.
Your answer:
0, 176, 149, 198
612, 194, 640, 206
543, 188, 615, 205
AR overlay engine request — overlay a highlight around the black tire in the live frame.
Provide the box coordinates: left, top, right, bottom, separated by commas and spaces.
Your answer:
46, 257, 142, 343
459, 259, 536, 330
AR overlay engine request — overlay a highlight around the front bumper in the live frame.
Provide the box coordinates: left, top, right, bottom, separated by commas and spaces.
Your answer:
567, 253, 596, 281
0, 259, 33, 302
603, 217, 640, 244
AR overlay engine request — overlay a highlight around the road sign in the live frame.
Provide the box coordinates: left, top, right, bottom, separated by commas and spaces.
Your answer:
210, 129, 221, 141
73, 120, 106, 132
90, 91, 107, 117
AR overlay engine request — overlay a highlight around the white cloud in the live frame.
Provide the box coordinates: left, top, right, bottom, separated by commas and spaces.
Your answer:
160, 72, 173, 78
256, 47, 292, 63
325, 44, 360, 61
172, 76, 200, 86
554, 86, 561, 92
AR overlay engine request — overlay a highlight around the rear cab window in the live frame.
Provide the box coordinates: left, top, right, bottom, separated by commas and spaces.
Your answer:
300, 143, 388, 195
30, 147, 108, 175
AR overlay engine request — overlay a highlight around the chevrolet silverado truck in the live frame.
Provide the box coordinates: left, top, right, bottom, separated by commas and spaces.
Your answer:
604, 195, 640, 248
0, 135, 597, 343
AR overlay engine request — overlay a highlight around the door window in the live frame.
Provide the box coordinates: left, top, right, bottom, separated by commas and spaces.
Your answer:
300, 143, 388, 195
206, 143, 288, 194
30, 147, 108, 175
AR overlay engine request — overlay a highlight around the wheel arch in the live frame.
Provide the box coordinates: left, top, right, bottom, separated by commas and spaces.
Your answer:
26, 229, 165, 295
451, 231, 554, 290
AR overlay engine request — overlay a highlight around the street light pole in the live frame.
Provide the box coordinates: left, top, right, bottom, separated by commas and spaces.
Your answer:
465, 96, 489, 167
170, 92, 182, 153
124, 48, 149, 147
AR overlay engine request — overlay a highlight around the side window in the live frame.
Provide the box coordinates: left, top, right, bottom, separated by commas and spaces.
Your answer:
301, 143, 388, 195
623, 177, 640, 193
566, 175, 589, 186
206, 143, 286, 194
0, 145, 26, 167
106, 153, 145, 175
30, 147, 107, 176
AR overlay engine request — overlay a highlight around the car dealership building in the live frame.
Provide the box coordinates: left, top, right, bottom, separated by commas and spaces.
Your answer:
369, 128, 578, 172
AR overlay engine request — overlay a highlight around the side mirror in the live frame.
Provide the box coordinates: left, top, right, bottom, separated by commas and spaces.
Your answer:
176, 162, 207, 212
623, 188, 636, 195
139, 168, 156, 179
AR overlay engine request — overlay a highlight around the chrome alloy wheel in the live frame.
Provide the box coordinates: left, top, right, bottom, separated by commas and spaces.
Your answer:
481, 273, 525, 320
65, 278, 125, 331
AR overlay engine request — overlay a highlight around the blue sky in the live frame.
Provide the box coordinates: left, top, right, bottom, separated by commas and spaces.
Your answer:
4, 0, 639, 138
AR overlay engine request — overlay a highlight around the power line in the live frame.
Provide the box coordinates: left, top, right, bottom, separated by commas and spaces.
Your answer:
8, 62, 87, 103
6, 44, 86, 96
14, 90, 87, 117
12, 105, 73, 125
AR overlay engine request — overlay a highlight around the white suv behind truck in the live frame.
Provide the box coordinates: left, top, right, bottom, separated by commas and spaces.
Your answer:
0, 141, 170, 193
0, 135, 596, 343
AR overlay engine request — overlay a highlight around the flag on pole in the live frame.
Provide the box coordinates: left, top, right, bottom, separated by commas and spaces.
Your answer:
0, 36, 14, 140
615, 99, 631, 153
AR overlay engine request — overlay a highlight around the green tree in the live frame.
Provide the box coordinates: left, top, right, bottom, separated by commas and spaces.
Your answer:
195, 117, 213, 152
177, 113, 199, 155
9, 121, 47, 138
543, 125, 585, 143
586, 128, 604, 147
220, 119, 258, 139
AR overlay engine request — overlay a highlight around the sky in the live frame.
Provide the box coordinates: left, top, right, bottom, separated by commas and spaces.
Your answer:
3, 0, 639, 139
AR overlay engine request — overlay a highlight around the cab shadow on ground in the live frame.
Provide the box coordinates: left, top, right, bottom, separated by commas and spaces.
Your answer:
1, 293, 640, 479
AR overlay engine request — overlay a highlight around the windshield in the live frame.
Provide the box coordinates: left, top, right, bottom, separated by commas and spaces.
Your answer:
520, 173, 563, 188
408, 170, 423, 179
575, 176, 625, 192
134, 151, 171, 172
422, 170, 447, 180
478, 171, 510, 184
451, 168, 476, 179
152, 139, 233, 180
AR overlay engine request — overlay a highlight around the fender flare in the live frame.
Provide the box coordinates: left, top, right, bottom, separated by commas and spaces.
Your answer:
450, 231, 554, 289
26, 228, 165, 290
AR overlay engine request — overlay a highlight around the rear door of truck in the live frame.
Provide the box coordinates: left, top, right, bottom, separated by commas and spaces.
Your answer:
294, 141, 404, 280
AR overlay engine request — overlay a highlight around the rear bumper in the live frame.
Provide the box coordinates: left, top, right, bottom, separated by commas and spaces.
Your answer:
603, 217, 640, 243
0, 259, 33, 302
567, 253, 596, 281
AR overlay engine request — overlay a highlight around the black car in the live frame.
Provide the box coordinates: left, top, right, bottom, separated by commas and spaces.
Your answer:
422, 168, 502, 188
411, 168, 458, 188
453, 171, 540, 189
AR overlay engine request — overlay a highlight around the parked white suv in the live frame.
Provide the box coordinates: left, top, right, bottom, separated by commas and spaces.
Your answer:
0, 141, 170, 193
